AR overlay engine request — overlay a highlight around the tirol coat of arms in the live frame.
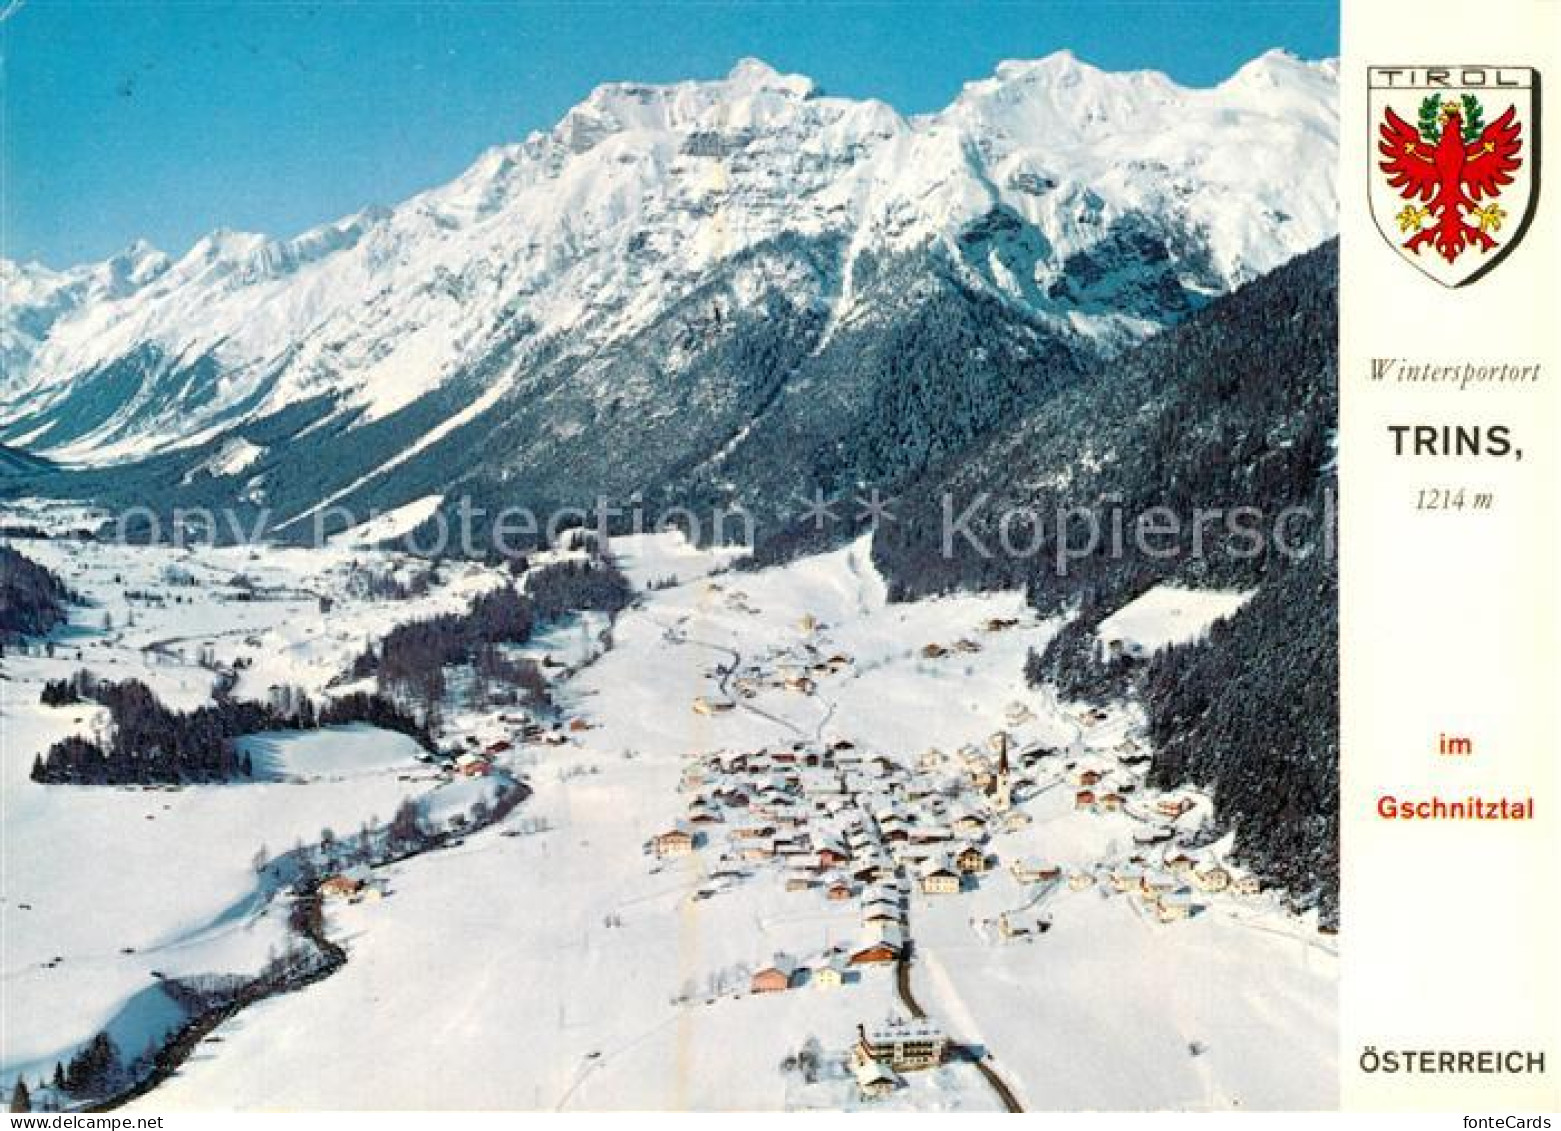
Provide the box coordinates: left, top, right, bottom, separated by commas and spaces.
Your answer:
1370, 66, 1539, 286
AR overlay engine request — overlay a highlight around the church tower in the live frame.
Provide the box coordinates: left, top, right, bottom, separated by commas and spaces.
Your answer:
991, 732, 1012, 813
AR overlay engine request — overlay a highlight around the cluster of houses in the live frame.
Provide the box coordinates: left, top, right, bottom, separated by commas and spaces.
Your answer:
654, 725, 1029, 887
1098, 851, 1260, 921
990, 842, 1262, 935
745, 911, 907, 996
917, 617, 1024, 662
642, 611, 1281, 1101
690, 638, 855, 716
448, 712, 596, 772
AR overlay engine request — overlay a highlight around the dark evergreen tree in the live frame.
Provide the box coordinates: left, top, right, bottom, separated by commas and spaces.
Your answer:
0, 546, 74, 641
62, 1031, 121, 1096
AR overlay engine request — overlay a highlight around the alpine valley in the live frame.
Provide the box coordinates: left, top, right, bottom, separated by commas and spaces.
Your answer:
1, 50, 1340, 1113
1, 51, 1335, 533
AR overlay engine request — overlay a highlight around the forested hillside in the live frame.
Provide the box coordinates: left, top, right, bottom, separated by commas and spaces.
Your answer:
874, 242, 1339, 919
0, 545, 74, 643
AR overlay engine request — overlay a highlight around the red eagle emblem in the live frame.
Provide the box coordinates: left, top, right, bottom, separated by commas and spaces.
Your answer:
1378, 93, 1524, 264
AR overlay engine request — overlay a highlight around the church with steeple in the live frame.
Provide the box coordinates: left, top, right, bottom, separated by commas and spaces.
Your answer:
989, 732, 1013, 813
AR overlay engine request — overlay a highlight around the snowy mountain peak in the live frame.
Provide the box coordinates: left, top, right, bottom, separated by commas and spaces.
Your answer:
724, 56, 816, 98
559, 56, 819, 150
110, 239, 170, 280
1, 50, 1338, 480
991, 48, 1094, 82
1226, 47, 1307, 83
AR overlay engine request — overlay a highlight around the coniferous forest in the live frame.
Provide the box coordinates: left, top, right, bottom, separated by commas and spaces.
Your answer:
0, 545, 74, 643
874, 241, 1339, 919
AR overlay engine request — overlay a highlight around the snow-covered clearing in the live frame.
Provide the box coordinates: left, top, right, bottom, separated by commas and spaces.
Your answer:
610, 531, 750, 591
1096, 584, 1254, 657
330, 495, 444, 547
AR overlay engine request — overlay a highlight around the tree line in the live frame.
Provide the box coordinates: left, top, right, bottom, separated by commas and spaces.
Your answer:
351, 562, 632, 713
31, 670, 430, 785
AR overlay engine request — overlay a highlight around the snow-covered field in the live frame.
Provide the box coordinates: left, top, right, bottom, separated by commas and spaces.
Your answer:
1096, 584, 1253, 657
4, 525, 1335, 1110
1, 529, 513, 1090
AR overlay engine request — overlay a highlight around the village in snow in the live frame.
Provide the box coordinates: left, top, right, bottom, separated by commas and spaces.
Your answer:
1, 501, 1337, 1111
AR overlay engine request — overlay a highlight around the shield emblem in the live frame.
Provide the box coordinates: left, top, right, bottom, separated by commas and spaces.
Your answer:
1368, 66, 1540, 287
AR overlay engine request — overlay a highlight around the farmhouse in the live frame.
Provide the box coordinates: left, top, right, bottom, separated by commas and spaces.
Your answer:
651, 824, 696, 857
849, 924, 905, 966
861, 894, 900, 925
849, 940, 899, 966
955, 844, 987, 874
1075, 789, 1097, 810
1108, 864, 1145, 893
815, 956, 848, 989
1011, 858, 1061, 884
1165, 853, 1196, 875
1195, 864, 1231, 892
320, 874, 365, 900
919, 857, 962, 895
454, 752, 493, 778
1156, 891, 1198, 923
816, 837, 850, 863
853, 1057, 902, 1099
751, 955, 798, 993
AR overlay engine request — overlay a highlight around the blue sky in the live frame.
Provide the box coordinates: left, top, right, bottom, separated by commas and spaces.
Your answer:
1, 1, 1337, 268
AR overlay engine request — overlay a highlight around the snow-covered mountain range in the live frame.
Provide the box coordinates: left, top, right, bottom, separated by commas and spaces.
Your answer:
1, 50, 1336, 532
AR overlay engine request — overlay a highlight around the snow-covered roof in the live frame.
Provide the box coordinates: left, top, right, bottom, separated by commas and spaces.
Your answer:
757, 953, 798, 976
853, 1059, 901, 1087
864, 1015, 944, 1044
